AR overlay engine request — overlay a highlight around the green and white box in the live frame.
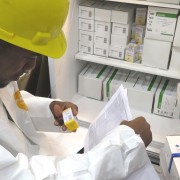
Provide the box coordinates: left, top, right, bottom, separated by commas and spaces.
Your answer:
146, 6, 178, 42
128, 74, 161, 112
78, 63, 112, 100
154, 79, 179, 117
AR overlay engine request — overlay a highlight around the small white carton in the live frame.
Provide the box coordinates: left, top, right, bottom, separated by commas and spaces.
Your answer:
79, 41, 93, 54
79, 30, 94, 43
94, 44, 109, 57
95, 21, 111, 34
112, 23, 132, 36
111, 4, 135, 24
146, 6, 178, 42
109, 45, 125, 60
142, 38, 172, 70
135, 25, 146, 44
125, 43, 139, 63
79, 18, 94, 32
79, 0, 96, 20
78, 63, 112, 100
169, 47, 180, 73
153, 79, 179, 117
173, 16, 180, 47
129, 74, 161, 112
94, 32, 110, 46
111, 33, 131, 46
135, 7, 147, 25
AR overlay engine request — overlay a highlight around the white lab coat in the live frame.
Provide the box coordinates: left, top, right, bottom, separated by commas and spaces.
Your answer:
0, 81, 159, 180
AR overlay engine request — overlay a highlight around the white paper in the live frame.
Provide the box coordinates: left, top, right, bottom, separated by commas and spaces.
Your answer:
84, 85, 132, 152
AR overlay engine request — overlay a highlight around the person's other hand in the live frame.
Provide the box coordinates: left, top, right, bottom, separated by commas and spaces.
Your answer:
49, 101, 78, 132
120, 117, 152, 147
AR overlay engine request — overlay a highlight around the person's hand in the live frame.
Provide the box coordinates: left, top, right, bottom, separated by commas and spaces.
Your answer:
49, 101, 78, 132
120, 117, 152, 147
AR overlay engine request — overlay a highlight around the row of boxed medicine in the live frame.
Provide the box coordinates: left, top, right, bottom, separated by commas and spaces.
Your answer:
160, 136, 180, 180
78, 63, 180, 118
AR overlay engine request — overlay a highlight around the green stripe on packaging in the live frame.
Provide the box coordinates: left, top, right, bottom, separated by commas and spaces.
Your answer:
148, 76, 157, 91
158, 79, 169, 109
156, 12, 177, 18
96, 65, 107, 78
106, 69, 118, 97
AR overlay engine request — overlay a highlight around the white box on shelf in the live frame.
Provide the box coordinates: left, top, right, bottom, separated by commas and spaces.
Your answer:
78, 63, 112, 100
146, 0, 180, 5
109, 45, 125, 60
125, 71, 140, 89
112, 23, 132, 36
146, 6, 178, 42
79, 0, 96, 20
79, 30, 94, 43
94, 32, 110, 46
135, 25, 146, 44
135, 7, 147, 25
128, 74, 161, 113
169, 47, 180, 73
153, 78, 179, 118
111, 34, 131, 46
173, 16, 180, 47
79, 18, 94, 32
125, 43, 139, 63
79, 41, 93, 54
95, 21, 111, 34
94, 44, 109, 57
142, 38, 172, 70
111, 4, 135, 24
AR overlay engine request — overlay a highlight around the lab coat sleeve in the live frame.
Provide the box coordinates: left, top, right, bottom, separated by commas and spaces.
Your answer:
20, 90, 61, 132
0, 125, 149, 180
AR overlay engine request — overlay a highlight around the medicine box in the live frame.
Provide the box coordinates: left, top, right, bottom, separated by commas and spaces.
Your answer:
135, 7, 147, 25
142, 38, 172, 70
79, 18, 94, 32
128, 74, 161, 113
111, 4, 135, 24
95, 21, 111, 34
94, 44, 109, 57
79, 41, 93, 54
147, 0, 180, 5
112, 23, 132, 37
109, 45, 125, 60
153, 79, 179, 117
125, 43, 139, 63
135, 25, 146, 44
79, 30, 94, 43
79, 0, 96, 20
94, 32, 110, 46
173, 16, 180, 47
131, 23, 136, 39
78, 63, 112, 100
146, 6, 178, 42
169, 47, 180, 73
111, 34, 131, 46
138, 44, 143, 61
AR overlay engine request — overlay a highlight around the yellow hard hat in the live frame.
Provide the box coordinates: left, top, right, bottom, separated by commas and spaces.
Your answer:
0, 0, 69, 58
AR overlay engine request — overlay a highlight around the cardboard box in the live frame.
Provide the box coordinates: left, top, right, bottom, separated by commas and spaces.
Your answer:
129, 74, 161, 112
109, 45, 125, 60
111, 33, 131, 46
79, 0, 96, 20
78, 63, 112, 100
146, 6, 178, 42
125, 43, 139, 63
79, 18, 94, 32
169, 47, 180, 73
142, 38, 172, 70
147, 0, 180, 5
112, 23, 132, 36
94, 44, 109, 57
94, 32, 110, 46
135, 25, 146, 44
153, 79, 179, 117
95, 21, 111, 34
79, 41, 93, 54
111, 4, 135, 24
79, 30, 94, 43
173, 16, 180, 47
135, 7, 147, 25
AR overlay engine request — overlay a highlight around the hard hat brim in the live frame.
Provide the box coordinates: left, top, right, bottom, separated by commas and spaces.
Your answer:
0, 31, 67, 59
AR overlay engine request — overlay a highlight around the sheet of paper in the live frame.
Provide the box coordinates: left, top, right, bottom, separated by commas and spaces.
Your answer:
84, 85, 132, 152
